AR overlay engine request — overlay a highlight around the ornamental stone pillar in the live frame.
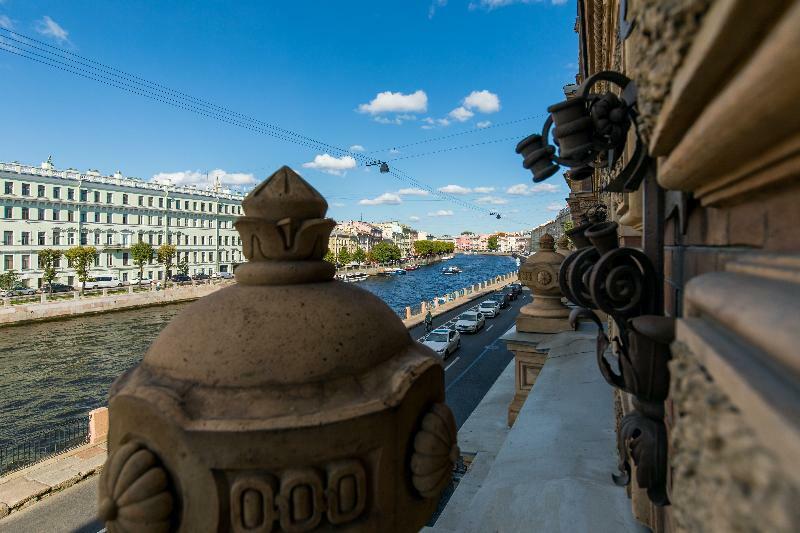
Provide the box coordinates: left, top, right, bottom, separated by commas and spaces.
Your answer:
98, 166, 457, 532
516, 233, 570, 334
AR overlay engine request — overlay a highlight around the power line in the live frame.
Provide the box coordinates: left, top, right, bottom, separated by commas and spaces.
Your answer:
383, 135, 523, 162
0, 28, 531, 226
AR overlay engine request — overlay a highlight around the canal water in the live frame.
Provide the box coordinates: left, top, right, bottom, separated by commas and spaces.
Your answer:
0, 254, 517, 445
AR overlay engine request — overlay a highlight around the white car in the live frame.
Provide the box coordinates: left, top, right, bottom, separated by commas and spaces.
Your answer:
130, 276, 154, 286
455, 311, 486, 333
478, 299, 501, 318
79, 275, 123, 290
212, 272, 234, 279
422, 328, 461, 358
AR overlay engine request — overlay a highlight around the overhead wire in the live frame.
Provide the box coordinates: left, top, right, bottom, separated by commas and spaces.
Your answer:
0, 27, 530, 226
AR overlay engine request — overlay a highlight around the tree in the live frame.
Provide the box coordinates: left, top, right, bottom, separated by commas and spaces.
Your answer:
38, 249, 62, 292
352, 247, 366, 264
368, 241, 401, 264
64, 246, 98, 294
487, 235, 500, 252
337, 247, 351, 265
323, 249, 335, 264
130, 241, 154, 281
157, 244, 177, 283
178, 256, 190, 276
0, 269, 19, 290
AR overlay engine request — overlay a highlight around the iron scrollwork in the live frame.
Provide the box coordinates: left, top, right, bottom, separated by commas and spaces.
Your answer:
561, 220, 674, 506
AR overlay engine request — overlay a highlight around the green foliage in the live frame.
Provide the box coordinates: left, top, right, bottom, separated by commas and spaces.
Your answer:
413, 240, 455, 256
337, 247, 351, 265
487, 234, 500, 251
130, 241, 154, 280
352, 247, 366, 264
562, 219, 574, 248
323, 249, 335, 264
156, 244, 177, 280
64, 246, 98, 292
0, 269, 20, 290
177, 256, 190, 276
368, 241, 401, 263
38, 249, 63, 290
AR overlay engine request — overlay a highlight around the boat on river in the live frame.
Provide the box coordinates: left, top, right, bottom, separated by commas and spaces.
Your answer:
404, 264, 419, 271
442, 266, 462, 275
383, 267, 406, 275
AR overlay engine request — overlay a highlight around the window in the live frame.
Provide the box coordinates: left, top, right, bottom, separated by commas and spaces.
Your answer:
94, 191, 100, 203
21, 183, 30, 196
193, 236, 197, 245
37, 208, 44, 221
193, 252, 197, 263
21, 207, 29, 220
3, 206, 11, 218
121, 234, 130, 246
193, 201, 197, 210
38, 232, 45, 246
80, 189, 88, 202
68, 232, 75, 245
148, 197, 153, 207
94, 254, 100, 267
3, 255, 12, 270
158, 198, 163, 208
122, 214, 128, 224
94, 233, 101, 245
106, 232, 113, 245
67, 210, 74, 222
94, 212, 100, 223
53, 186, 60, 199
209, 252, 214, 262
201, 236, 206, 245
80, 232, 88, 245
138, 195, 144, 206
52, 209, 59, 221
157, 216, 162, 226
80, 212, 87, 223
107, 253, 113, 267
3, 231, 11, 245
104, 212, 111, 223
122, 252, 129, 266
122, 194, 128, 204
175, 200, 181, 209
201, 252, 206, 263
200, 202, 205, 212
224, 236, 229, 246
107, 192, 113, 203
122, 272, 128, 282
68, 188, 75, 201
21, 232, 30, 245
3, 182, 12, 194
157, 234, 163, 245
52, 230, 60, 246
148, 234, 153, 244
37, 185, 45, 197
167, 199, 172, 209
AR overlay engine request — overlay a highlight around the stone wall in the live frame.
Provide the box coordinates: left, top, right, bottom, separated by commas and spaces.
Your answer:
669, 342, 800, 532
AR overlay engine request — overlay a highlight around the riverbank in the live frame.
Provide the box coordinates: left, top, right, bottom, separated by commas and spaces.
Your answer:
0, 282, 229, 328
334, 253, 453, 278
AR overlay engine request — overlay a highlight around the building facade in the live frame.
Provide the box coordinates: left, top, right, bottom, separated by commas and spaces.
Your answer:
0, 158, 244, 287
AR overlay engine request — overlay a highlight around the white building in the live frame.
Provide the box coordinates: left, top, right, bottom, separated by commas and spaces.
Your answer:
0, 158, 245, 287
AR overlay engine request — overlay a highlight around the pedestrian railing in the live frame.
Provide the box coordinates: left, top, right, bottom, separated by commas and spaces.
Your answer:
0, 414, 90, 476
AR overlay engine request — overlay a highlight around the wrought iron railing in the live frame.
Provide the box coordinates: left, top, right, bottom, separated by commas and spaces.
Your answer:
0, 415, 90, 476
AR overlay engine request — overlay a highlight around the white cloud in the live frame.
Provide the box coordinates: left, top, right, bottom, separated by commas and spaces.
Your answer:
449, 106, 474, 122
505, 182, 561, 195
349, 144, 365, 152
463, 90, 500, 113
531, 182, 560, 192
36, 16, 69, 43
476, 195, 508, 205
0, 15, 14, 29
428, 209, 454, 217
428, 0, 448, 18
438, 184, 472, 194
473, 186, 495, 193
151, 169, 256, 188
331, 202, 346, 207
409, 215, 421, 222
476, 120, 492, 128
358, 90, 428, 115
472, 0, 567, 10
398, 188, 429, 196
359, 193, 402, 206
546, 202, 566, 212
301, 153, 357, 176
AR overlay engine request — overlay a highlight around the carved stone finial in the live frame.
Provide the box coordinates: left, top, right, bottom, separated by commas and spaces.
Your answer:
517, 232, 571, 333
234, 166, 336, 285
101, 166, 453, 532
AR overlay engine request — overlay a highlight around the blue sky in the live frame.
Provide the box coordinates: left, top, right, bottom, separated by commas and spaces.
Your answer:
0, 0, 577, 235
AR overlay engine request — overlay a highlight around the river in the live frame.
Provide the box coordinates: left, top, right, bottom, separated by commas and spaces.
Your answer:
0, 254, 517, 445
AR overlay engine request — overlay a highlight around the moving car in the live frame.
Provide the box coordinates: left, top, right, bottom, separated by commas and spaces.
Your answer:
0, 284, 37, 297
492, 292, 511, 308
422, 328, 461, 358
508, 283, 522, 296
41, 283, 73, 293
478, 299, 501, 318
79, 275, 123, 290
455, 311, 485, 333
503, 287, 518, 301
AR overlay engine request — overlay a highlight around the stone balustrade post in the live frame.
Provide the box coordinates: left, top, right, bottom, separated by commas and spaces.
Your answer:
99, 167, 456, 532
73, 291, 79, 300
102, 288, 108, 297
2, 297, 9, 306
40, 292, 47, 304
128, 284, 133, 294
421, 301, 427, 314
406, 306, 412, 319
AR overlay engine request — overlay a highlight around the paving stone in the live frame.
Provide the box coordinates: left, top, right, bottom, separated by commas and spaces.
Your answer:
0, 478, 49, 508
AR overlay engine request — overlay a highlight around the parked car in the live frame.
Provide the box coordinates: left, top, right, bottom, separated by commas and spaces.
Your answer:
508, 283, 522, 296
0, 284, 37, 297
41, 283, 73, 293
478, 299, 501, 318
191, 273, 210, 281
492, 292, 511, 308
171, 274, 192, 283
131, 276, 154, 286
218, 271, 234, 279
79, 275, 123, 290
422, 328, 461, 358
455, 311, 485, 333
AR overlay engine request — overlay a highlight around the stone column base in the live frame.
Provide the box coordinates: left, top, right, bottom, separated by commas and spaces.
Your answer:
507, 347, 547, 427
516, 314, 570, 334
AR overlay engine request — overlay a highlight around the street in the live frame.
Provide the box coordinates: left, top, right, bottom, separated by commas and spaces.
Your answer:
1, 286, 528, 533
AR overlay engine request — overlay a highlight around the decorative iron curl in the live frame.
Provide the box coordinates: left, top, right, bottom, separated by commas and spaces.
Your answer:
589, 247, 658, 321
613, 412, 670, 507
